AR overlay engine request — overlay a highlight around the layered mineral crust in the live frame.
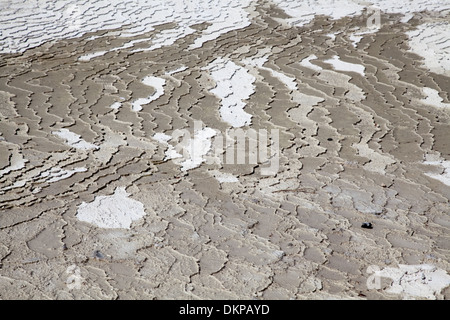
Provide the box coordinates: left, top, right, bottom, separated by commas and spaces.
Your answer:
0, 1, 449, 299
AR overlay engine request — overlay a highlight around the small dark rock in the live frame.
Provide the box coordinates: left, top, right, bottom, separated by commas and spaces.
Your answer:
94, 250, 105, 259
327, 138, 333, 141
361, 222, 373, 229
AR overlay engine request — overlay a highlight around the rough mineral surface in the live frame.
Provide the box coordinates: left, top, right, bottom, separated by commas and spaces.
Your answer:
0, 1, 449, 300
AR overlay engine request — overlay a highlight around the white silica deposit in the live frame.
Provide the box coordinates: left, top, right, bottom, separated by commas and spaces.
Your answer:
52, 128, 99, 150
78, 51, 108, 62
271, 0, 365, 27
132, 76, 166, 112
300, 54, 323, 72
211, 170, 239, 183
0, 148, 27, 177
205, 58, 255, 128
423, 153, 450, 187
0, 0, 252, 54
152, 132, 183, 161
179, 127, 217, 171
421, 87, 450, 109
372, 264, 450, 300
76, 187, 148, 229
40, 167, 87, 183
406, 22, 450, 77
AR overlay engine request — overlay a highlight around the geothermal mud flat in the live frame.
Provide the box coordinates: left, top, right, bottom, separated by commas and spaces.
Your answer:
0, 0, 449, 299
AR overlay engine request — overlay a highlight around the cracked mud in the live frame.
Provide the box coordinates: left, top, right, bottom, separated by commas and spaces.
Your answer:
0, 1, 449, 299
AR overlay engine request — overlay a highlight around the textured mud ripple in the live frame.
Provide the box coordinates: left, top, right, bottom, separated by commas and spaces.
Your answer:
0, 1, 449, 300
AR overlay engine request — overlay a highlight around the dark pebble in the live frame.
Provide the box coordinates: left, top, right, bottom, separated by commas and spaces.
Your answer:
361, 222, 373, 229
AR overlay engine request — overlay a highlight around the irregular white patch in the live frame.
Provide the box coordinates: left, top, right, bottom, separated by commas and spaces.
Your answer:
370, 0, 450, 17
300, 54, 323, 72
324, 55, 365, 76
212, 170, 239, 183
406, 22, 450, 76
78, 51, 107, 62
166, 66, 188, 75
0, 179, 27, 192
40, 167, 87, 183
0, 149, 27, 177
1, 166, 86, 192
0, 0, 252, 54
266, 68, 297, 91
112, 38, 152, 51
76, 187, 147, 229
132, 76, 165, 112
204, 58, 255, 127
142, 75, 165, 90
273, 0, 450, 29
2, 0, 449, 56
178, 127, 217, 171
80, 38, 154, 61
355, 142, 396, 174
423, 154, 450, 187
152, 132, 183, 160
153, 126, 217, 171
349, 29, 377, 48
110, 102, 122, 109
327, 33, 337, 41
349, 34, 363, 48
52, 129, 99, 150
271, 0, 366, 27
153, 132, 172, 144
372, 264, 450, 300
420, 87, 450, 109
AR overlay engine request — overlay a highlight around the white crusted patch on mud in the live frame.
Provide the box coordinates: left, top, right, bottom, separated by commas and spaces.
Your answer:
371, 264, 450, 300
76, 187, 148, 229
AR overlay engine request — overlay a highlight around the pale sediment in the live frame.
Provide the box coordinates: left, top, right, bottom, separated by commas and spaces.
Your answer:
0, 1, 449, 300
